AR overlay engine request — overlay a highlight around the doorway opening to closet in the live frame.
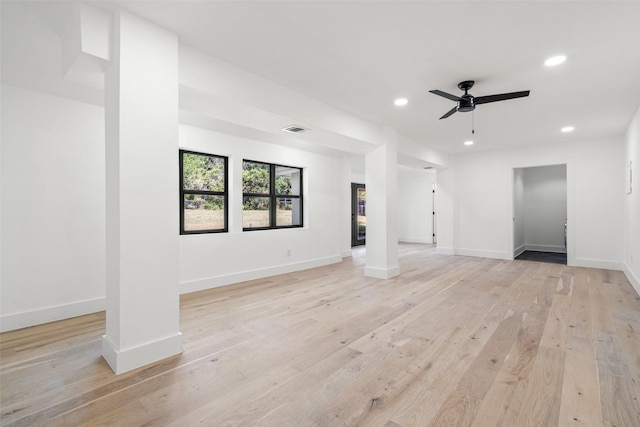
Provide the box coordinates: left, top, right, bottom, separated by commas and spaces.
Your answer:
513, 164, 567, 265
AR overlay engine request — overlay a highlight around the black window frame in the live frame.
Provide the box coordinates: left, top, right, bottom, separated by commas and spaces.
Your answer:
242, 160, 303, 231
179, 149, 228, 235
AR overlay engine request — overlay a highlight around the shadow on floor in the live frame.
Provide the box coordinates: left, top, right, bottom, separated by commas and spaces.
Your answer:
516, 250, 567, 265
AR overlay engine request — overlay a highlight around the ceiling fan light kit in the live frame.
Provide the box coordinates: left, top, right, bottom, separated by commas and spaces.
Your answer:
429, 80, 530, 120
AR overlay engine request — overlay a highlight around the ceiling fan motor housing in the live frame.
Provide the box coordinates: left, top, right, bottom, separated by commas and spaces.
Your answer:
458, 95, 475, 112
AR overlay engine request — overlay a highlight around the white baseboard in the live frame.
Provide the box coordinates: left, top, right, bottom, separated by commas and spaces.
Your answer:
0, 297, 105, 333
514, 244, 526, 259
180, 255, 342, 294
623, 264, 640, 296
364, 265, 400, 280
570, 257, 623, 271
525, 244, 567, 253
341, 249, 353, 258
455, 248, 512, 260
398, 237, 432, 244
436, 246, 454, 255
102, 332, 183, 375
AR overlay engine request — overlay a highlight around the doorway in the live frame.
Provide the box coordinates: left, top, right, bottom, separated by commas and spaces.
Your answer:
513, 164, 567, 264
351, 183, 366, 246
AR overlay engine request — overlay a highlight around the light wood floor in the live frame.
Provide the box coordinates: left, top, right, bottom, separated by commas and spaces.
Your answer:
2, 244, 639, 426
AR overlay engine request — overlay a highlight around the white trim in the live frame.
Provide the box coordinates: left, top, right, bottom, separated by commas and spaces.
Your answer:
364, 265, 400, 279
570, 258, 623, 271
341, 249, 353, 258
180, 255, 342, 294
514, 244, 526, 259
455, 248, 512, 260
0, 297, 105, 333
436, 246, 454, 255
624, 264, 640, 296
102, 332, 183, 375
524, 244, 567, 253
398, 237, 431, 244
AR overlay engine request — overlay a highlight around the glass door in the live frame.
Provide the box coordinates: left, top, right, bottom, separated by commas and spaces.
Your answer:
351, 183, 366, 246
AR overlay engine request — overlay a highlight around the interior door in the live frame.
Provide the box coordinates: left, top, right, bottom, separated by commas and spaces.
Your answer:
351, 183, 366, 246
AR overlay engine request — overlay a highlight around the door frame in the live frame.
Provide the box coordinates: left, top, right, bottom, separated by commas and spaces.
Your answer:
510, 161, 573, 264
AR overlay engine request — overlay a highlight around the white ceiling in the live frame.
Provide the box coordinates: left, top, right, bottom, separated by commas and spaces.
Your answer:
3, 1, 640, 156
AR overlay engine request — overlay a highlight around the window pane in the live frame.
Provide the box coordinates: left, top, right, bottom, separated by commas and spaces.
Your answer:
243, 197, 270, 228
183, 194, 225, 231
275, 165, 301, 195
276, 197, 301, 226
243, 161, 270, 194
183, 153, 225, 192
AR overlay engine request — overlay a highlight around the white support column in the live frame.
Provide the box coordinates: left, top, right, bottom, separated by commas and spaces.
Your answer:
364, 127, 399, 279
341, 157, 354, 258
103, 10, 182, 374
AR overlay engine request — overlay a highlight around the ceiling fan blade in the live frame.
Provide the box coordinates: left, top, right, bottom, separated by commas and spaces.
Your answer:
439, 106, 458, 119
475, 90, 530, 105
429, 90, 461, 102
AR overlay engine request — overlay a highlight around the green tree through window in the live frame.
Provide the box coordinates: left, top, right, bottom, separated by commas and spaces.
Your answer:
243, 160, 302, 230
180, 150, 228, 234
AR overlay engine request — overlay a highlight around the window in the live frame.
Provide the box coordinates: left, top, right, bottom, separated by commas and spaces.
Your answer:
243, 160, 302, 230
179, 150, 228, 234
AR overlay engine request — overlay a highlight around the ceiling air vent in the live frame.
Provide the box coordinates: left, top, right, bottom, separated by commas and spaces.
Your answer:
282, 125, 308, 133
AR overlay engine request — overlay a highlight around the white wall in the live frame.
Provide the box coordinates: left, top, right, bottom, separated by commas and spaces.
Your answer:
438, 137, 624, 269
624, 106, 640, 294
178, 124, 345, 293
397, 168, 435, 244
1, 85, 106, 331
522, 165, 567, 253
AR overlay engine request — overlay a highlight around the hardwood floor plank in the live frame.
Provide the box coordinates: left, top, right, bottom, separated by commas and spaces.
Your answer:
589, 280, 617, 333
515, 346, 565, 426
471, 297, 550, 427
427, 312, 522, 426
175, 347, 363, 426
371, 326, 476, 426
557, 351, 602, 427
595, 329, 640, 427
540, 295, 571, 351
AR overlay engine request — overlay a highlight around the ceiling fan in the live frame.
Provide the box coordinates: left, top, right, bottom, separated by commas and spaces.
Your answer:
429, 80, 530, 119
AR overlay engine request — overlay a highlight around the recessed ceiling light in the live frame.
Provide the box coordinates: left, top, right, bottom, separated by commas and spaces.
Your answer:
545, 55, 566, 66
464, 140, 474, 146
394, 98, 408, 106
561, 126, 574, 133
